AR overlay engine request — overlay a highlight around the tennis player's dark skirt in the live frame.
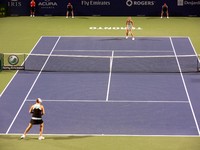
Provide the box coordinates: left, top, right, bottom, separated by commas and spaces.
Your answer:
30, 119, 43, 125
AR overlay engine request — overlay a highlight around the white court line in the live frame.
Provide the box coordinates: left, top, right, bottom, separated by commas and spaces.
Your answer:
106, 51, 114, 101
0, 37, 43, 99
29, 53, 196, 58
1, 133, 200, 137
5, 37, 61, 134
54, 49, 174, 53
42, 35, 190, 38
26, 99, 188, 103
170, 37, 200, 136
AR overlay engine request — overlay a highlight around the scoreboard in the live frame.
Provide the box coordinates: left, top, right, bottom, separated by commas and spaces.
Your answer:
0, 4, 6, 17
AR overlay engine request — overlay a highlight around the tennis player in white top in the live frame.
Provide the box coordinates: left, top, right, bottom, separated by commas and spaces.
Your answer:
126, 17, 134, 40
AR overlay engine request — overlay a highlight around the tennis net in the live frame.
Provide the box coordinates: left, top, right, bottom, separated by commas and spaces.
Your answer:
0, 53, 3, 71
23, 53, 200, 73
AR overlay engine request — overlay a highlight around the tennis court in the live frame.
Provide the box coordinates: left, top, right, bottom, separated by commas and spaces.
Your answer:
0, 36, 200, 136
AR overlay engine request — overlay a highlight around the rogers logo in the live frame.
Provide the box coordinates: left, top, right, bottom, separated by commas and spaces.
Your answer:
126, 0, 133, 7
126, 0, 155, 7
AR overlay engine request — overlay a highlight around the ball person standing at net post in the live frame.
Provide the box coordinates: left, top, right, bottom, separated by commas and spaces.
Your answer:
126, 17, 134, 40
30, 0, 36, 17
161, 3, 169, 18
21, 98, 45, 140
66, 2, 74, 18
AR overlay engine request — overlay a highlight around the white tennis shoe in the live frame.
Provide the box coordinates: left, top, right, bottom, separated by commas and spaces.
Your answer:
38, 136, 45, 140
20, 134, 25, 139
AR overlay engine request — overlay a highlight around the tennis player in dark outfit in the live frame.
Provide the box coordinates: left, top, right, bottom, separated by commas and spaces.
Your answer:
66, 2, 74, 18
161, 3, 169, 18
21, 98, 45, 140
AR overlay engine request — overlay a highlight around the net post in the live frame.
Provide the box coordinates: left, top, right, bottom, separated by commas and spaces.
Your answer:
23, 53, 26, 70
0, 53, 3, 72
197, 54, 200, 72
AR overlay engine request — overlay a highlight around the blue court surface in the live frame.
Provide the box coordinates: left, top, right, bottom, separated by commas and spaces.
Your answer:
1, 36, 200, 136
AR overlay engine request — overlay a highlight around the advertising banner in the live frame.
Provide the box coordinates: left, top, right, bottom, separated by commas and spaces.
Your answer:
73, 0, 200, 16
0, 4, 7, 17
1, 0, 200, 16
6, 0, 29, 16
36, 0, 66, 16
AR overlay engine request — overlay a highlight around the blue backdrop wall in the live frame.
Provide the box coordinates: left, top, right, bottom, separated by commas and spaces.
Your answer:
1, 0, 200, 16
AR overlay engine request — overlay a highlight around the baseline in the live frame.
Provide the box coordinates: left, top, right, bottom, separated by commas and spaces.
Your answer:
26, 99, 188, 103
